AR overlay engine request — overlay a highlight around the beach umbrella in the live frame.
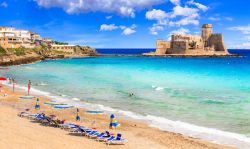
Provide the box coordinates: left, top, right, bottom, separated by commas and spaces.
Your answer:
109, 114, 120, 129
76, 108, 80, 121
35, 98, 40, 109
0, 77, 7, 81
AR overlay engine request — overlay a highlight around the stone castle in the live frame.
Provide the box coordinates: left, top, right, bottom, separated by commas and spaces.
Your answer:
154, 24, 228, 55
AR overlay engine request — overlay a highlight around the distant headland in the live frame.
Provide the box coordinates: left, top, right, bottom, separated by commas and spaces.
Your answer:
144, 24, 236, 57
0, 26, 97, 66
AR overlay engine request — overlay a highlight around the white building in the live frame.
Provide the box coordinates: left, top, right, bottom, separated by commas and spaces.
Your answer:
0, 27, 39, 49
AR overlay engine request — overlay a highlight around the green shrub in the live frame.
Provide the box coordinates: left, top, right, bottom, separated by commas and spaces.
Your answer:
7, 48, 26, 56
0, 46, 7, 56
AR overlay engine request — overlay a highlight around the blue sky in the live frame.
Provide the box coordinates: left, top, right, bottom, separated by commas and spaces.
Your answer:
0, 0, 250, 49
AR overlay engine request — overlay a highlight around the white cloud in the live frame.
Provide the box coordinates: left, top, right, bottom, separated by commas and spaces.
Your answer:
170, 16, 199, 26
186, 0, 209, 12
100, 24, 118, 31
228, 24, 250, 49
0, 1, 8, 8
105, 16, 113, 20
224, 17, 233, 21
145, 9, 169, 25
208, 16, 233, 22
34, 0, 164, 17
122, 24, 137, 35
171, 5, 199, 18
170, 27, 190, 35
100, 24, 136, 35
145, 0, 208, 35
149, 24, 164, 35
208, 17, 220, 21
229, 25, 250, 35
232, 42, 250, 49
170, 0, 180, 5
122, 28, 136, 35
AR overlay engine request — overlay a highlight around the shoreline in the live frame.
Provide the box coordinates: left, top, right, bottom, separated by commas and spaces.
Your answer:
0, 52, 241, 67
0, 83, 237, 149
6, 82, 250, 148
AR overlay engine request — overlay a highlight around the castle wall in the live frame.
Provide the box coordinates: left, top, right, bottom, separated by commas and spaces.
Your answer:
153, 24, 228, 55
208, 34, 227, 52
169, 41, 187, 54
155, 40, 170, 54
202, 24, 213, 47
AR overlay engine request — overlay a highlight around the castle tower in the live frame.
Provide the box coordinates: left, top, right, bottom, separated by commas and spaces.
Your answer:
202, 24, 213, 47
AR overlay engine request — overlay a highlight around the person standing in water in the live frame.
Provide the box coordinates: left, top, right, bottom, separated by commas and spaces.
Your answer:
12, 78, 16, 93
28, 80, 32, 95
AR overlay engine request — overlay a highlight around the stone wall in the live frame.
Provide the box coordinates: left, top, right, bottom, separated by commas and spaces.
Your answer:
208, 34, 227, 52
155, 40, 170, 54
170, 41, 187, 54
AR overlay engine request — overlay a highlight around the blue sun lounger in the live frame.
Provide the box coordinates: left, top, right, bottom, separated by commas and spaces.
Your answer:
96, 131, 112, 142
88, 131, 104, 139
106, 133, 127, 145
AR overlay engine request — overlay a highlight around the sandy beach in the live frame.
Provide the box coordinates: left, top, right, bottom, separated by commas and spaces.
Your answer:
0, 84, 235, 149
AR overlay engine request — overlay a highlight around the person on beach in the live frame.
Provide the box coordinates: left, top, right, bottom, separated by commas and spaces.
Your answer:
28, 80, 32, 95
12, 79, 16, 92
76, 108, 80, 121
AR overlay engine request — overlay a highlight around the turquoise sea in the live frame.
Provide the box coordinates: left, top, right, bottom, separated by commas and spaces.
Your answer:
1, 49, 250, 148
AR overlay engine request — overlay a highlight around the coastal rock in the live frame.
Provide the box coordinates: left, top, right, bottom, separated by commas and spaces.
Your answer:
0, 46, 97, 66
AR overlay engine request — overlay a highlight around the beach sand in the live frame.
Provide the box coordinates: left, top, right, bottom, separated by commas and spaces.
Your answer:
0, 85, 235, 149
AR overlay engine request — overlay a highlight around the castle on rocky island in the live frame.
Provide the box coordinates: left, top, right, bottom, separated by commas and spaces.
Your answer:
147, 24, 229, 56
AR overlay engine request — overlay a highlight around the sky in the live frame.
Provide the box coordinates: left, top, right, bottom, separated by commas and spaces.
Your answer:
0, 0, 250, 49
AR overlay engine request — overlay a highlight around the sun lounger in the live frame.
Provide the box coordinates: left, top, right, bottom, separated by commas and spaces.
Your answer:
60, 123, 78, 130
96, 131, 112, 142
88, 132, 104, 139
106, 133, 127, 145
33, 113, 46, 121
85, 130, 98, 137
18, 112, 37, 118
70, 126, 92, 134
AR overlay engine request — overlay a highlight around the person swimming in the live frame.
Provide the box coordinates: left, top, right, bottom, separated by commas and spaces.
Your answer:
129, 93, 134, 97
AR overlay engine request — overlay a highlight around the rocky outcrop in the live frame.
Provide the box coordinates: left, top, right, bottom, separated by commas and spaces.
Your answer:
0, 46, 97, 66
0, 53, 42, 66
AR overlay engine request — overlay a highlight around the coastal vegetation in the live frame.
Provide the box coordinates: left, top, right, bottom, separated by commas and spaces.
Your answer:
0, 46, 7, 56
0, 45, 97, 66
54, 41, 69, 45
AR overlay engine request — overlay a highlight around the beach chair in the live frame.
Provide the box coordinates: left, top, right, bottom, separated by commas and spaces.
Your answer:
60, 123, 78, 130
70, 126, 91, 134
88, 132, 104, 139
88, 131, 107, 139
85, 130, 98, 137
18, 112, 37, 118
106, 133, 127, 145
41, 117, 53, 125
33, 113, 46, 121
96, 131, 112, 142
49, 119, 62, 127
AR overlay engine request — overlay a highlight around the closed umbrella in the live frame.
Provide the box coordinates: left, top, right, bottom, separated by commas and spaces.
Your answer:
109, 114, 120, 129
